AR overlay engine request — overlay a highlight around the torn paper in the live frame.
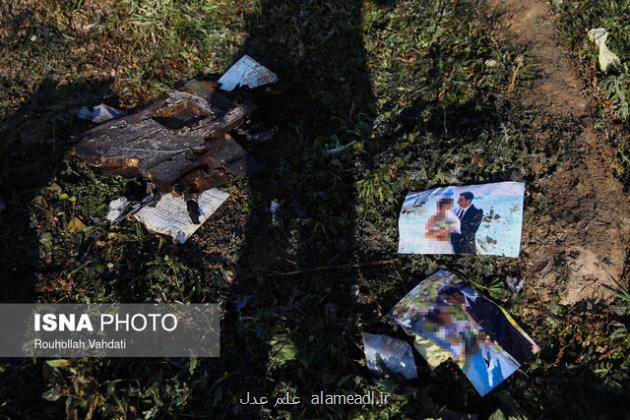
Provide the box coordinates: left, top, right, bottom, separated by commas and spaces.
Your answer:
588, 28, 622, 73
218, 55, 278, 92
134, 189, 229, 243
106, 197, 131, 223
78, 103, 126, 123
398, 182, 525, 257
387, 270, 539, 396
361, 333, 417, 380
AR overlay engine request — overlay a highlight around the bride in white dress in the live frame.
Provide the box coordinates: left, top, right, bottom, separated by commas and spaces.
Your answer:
424, 197, 461, 254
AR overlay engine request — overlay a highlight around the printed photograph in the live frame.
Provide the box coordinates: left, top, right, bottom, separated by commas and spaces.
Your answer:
398, 182, 525, 257
388, 271, 539, 396
361, 333, 417, 380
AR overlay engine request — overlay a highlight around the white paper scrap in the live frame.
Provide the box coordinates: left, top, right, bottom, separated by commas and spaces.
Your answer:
134, 189, 229, 243
218, 55, 278, 92
106, 197, 130, 223
588, 28, 622, 73
78, 103, 126, 123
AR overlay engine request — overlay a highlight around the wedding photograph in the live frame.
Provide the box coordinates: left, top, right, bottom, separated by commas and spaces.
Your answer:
398, 182, 525, 257
388, 271, 539, 396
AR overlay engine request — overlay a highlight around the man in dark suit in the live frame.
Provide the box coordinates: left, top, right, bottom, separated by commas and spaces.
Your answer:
450, 191, 483, 254
437, 285, 536, 364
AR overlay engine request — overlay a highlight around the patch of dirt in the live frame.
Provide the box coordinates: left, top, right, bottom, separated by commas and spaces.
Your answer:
493, 0, 630, 307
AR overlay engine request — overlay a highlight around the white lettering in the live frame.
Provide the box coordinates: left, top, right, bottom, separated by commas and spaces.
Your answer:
162, 314, 177, 331
131, 314, 147, 331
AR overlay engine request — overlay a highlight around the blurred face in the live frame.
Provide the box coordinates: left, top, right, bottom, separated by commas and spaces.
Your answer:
440, 292, 465, 305
458, 195, 471, 208
438, 309, 452, 323
443, 201, 452, 211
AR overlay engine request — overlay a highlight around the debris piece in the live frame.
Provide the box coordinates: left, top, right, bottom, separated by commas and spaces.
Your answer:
588, 28, 622, 73
506, 276, 524, 293
176, 169, 227, 193
106, 197, 131, 223
67, 217, 86, 234
186, 199, 201, 224
484, 59, 499, 68
0, 197, 6, 213
218, 55, 279, 92
198, 134, 261, 178
270, 199, 280, 226
134, 188, 229, 244
387, 270, 539, 396
235, 125, 279, 144
78, 104, 126, 123
361, 333, 417, 380
398, 182, 525, 257
105, 183, 161, 224
74, 87, 258, 189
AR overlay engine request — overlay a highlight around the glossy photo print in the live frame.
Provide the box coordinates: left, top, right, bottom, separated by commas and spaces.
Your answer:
398, 182, 525, 257
361, 333, 417, 380
387, 270, 539, 396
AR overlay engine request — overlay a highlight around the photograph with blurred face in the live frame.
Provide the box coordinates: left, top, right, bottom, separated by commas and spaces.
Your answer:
388, 270, 539, 396
399, 182, 525, 257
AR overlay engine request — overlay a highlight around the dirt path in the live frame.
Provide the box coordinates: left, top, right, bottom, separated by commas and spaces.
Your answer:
493, 0, 630, 307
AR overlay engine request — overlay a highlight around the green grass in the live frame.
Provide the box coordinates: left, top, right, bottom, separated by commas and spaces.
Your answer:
0, 0, 629, 418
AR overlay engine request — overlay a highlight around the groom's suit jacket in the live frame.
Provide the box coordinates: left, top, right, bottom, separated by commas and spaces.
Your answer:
451, 204, 483, 254
463, 295, 535, 364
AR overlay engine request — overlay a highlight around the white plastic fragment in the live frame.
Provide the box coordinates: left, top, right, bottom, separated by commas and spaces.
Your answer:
78, 103, 127, 123
588, 28, 622, 73
106, 197, 131, 223
484, 59, 498, 68
218, 55, 278, 92
134, 188, 229, 244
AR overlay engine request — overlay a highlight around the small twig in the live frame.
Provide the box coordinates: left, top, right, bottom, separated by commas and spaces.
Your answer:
268, 258, 399, 277
507, 57, 524, 94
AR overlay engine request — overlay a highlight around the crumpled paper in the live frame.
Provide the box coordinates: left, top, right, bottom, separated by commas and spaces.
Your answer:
134, 188, 229, 244
588, 28, 622, 73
